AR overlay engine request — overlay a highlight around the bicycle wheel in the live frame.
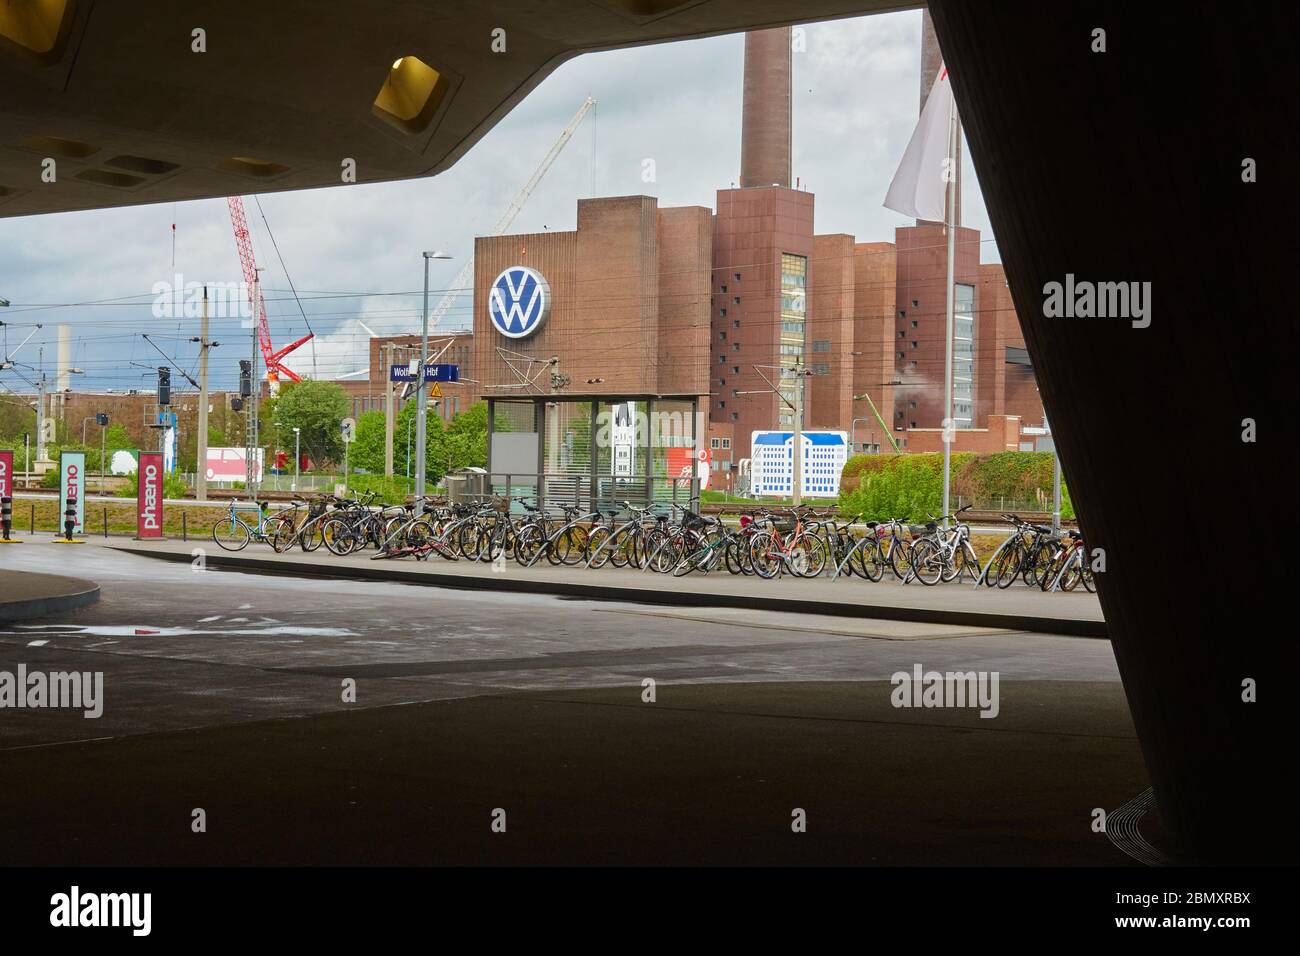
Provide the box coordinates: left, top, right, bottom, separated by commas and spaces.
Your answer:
586, 526, 614, 568
940, 538, 964, 583
1081, 554, 1097, 592
271, 520, 299, 553
645, 534, 678, 573
672, 547, 702, 576
852, 539, 885, 582
381, 516, 406, 545
543, 528, 569, 566
1039, 551, 1066, 591
321, 516, 353, 556
456, 522, 481, 560
211, 516, 250, 551
886, 535, 912, 580
1025, 544, 1053, 589
259, 516, 292, 549
724, 537, 750, 575
515, 525, 544, 566
909, 539, 943, 585
791, 533, 828, 577
481, 525, 507, 563
1059, 552, 1084, 591
299, 520, 325, 553
959, 540, 980, 582
834, 534, 857, 575
989, 541, 1016, 589
749, 531, 781, 580
604, 529, 631, 568
1035, 547, 1064, 591
560, 525, 589, 566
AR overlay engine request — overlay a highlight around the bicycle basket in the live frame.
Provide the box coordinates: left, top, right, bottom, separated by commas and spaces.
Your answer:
772, 518, 796, 534
308, 500, 327, 518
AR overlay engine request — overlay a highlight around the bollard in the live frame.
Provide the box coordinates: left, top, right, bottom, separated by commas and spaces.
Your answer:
0, 496, 20, 544
53, 496, 85, 544
30, 503, 35, 535
103, 506, 108, 539
182, 512, 187, 541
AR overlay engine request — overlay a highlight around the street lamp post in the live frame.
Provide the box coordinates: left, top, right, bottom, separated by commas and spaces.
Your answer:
850, 417, 875, 455
293, 426, 300, 493
414, 250, 452, 506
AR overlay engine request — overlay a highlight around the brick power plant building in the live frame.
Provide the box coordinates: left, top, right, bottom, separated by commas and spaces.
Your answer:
356, 18, 1044, 488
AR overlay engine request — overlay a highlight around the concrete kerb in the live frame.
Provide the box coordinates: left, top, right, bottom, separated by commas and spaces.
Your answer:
111, 544, 1108, 639
0, 570, 101, 622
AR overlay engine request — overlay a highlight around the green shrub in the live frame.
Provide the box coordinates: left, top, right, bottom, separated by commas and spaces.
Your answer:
115, 471, 190, 500
838, 453, 976, 522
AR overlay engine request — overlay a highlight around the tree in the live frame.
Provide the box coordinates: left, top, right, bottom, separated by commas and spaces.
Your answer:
104, 423, 132, 450
349, 409, 387, 474
264, 379, 349, 467
443, 401, 488, 477
0, 399, 36, 443
352, 399, 491, 488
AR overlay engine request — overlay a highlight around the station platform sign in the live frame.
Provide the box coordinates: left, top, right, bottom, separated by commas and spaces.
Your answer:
390, 363, 459, 383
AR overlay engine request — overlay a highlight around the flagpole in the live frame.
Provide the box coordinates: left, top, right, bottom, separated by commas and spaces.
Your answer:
941, 91, 957, 529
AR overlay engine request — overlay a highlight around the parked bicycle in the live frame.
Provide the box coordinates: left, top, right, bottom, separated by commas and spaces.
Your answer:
211, 499, 293, 552
905, 506, 978, 586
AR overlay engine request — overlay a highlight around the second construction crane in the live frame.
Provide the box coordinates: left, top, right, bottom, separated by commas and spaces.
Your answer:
423, 97, 595, 341
394, 96, 595, 404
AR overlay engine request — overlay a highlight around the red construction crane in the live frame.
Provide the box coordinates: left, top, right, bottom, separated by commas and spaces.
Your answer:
226, 195, 313, 390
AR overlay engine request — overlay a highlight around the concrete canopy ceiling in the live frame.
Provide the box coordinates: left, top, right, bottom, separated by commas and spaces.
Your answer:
0, 0, 915, 219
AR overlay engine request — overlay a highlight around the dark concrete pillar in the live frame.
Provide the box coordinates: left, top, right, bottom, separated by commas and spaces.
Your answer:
929, 1, 1296, 862
739, 27, 792, 188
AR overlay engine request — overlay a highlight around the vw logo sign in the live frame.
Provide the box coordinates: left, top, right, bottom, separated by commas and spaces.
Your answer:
488, 266, 551, 339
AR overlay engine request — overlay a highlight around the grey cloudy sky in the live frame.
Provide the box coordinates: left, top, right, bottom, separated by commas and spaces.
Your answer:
0, 9, 995, 393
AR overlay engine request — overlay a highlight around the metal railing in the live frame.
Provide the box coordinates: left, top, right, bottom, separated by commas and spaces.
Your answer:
180, 473, 343, 494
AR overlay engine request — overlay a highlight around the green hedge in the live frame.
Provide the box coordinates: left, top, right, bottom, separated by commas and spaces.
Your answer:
839, 451, 1074, 521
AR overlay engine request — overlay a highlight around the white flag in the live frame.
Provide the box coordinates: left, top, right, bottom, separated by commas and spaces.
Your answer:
883, 65, 954, 222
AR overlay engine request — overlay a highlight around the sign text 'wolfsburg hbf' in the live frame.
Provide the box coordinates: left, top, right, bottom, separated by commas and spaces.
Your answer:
489, 266, 551, 339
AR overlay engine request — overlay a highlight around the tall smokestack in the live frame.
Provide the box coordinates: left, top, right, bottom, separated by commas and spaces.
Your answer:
739, 27, 792, 189
918, 10, 960, 225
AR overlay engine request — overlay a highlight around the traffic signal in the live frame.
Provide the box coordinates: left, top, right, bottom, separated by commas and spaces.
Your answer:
238, 360, 252, 397
231, 397, 244, 412
95, 412, 109, 427
157, 366, 171, 406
